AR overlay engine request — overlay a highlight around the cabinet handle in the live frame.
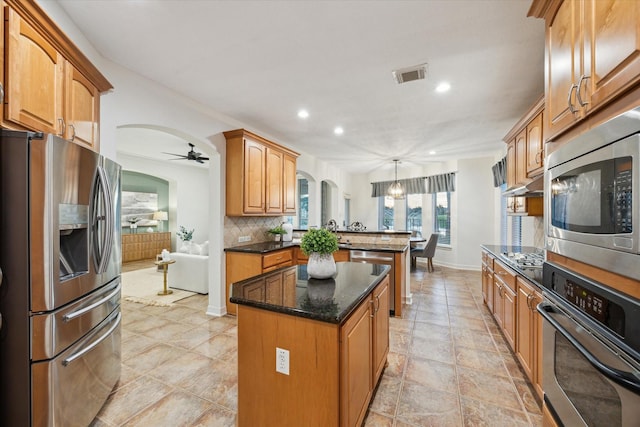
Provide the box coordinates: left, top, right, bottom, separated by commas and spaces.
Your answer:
567, 84, 578, 114
370, 300, 375, 318
375, 295, 381, 314
58, 118, 66, 137
576, 74, 590, 107
69, 124, 76, 142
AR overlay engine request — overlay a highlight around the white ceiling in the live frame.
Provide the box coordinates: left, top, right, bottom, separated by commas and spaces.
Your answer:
56, 0, 545, 174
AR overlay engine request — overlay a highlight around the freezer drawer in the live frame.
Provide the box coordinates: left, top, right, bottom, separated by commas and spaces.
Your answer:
31, 278, 121, 361
31, 308, 121, 427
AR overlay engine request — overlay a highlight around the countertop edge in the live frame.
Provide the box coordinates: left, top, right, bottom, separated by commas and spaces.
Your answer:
225, 242, 408, 254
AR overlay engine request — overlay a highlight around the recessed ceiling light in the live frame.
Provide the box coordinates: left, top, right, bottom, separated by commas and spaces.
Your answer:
429, 150, 436, 155
297, 109, 309, 119
435, 82, 451, 93
334, 127, 344, 135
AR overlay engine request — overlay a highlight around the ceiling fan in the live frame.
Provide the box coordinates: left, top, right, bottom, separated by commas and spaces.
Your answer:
163, 143, 209, 164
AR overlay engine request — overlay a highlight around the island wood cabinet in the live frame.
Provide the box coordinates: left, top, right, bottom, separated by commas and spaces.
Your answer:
3, 2, 111, 151
224, 129, 299, 216
122, 232, 171, 263
236, 275, 389, 427
225, 248, 294, 315
529, 0, 640, 141
294, 247, 351, 264
516, 276, 543, 400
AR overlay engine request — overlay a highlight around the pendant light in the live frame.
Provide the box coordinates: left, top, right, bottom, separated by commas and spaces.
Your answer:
387, 159, 405, 199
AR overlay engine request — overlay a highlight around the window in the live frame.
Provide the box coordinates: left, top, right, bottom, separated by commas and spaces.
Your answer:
298, 178, 308, 228
321, 181, 330, 226
344, 197, 350, 228
405, 194, 422, 232
433, 192, 451, 244
378, 196, 395, 230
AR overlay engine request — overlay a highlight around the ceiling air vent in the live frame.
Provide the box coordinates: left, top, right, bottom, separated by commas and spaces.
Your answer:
392, 63, 428, 84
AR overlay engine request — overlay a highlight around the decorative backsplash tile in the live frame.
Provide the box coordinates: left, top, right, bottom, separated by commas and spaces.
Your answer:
224, 216, 286, 248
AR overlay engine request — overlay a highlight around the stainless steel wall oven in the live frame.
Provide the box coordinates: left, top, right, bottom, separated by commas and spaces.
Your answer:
545, 106, 640, 282
0, 130, 122, 426
538, 262, 640, 426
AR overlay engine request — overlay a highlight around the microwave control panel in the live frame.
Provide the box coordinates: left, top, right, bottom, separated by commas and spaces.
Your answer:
615, 165, 632, 233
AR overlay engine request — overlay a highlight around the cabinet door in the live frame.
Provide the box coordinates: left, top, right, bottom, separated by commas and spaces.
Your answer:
283, 153, 297, 214
5, 8, 64, 135
526, 112, 544, 177
372, 277, 389, 384
516, 279, 534, 381
588, 0, 640, 110
340, 299, 372, 427
502, 285, 516, 350
243, 281, 265, 302
264, 274, 283, 305
243, 138, 266, 214
506, 140, 516, 188
64, 63, 99, 150
547, 0, 582, 139
515, 129, 528, 185
265, 146, 283, 213
492, 278, 503, 328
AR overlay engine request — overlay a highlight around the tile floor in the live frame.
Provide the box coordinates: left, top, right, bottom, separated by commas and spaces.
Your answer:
91, 264, 542, 426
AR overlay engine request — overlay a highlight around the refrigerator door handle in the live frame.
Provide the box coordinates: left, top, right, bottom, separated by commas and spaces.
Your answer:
62, 281, 121, 322
94, 165, 114, 274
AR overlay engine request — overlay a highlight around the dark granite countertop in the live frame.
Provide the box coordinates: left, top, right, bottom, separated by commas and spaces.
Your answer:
481, 244, 543, 287
230, 262, 390, 324
294, 229, 411, 236
224, 241, 408, 254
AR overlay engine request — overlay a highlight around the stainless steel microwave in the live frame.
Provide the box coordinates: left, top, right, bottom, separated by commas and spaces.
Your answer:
545, 107, 640, 281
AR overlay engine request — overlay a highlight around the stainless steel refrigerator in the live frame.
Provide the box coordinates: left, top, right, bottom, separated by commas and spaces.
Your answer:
0, 130, 122, 426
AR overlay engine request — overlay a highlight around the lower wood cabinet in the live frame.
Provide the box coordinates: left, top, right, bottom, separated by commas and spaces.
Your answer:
516, 277, 543, 400
481, 250, 494, 312
237, 275, 390, 427
294, 247, 351, 264
492, 260, 517, 349
225, 248, 294, 315
121, 232, 171, 262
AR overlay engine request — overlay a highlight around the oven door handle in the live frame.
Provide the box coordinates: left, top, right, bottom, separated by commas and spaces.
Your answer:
538, 302, 640, 394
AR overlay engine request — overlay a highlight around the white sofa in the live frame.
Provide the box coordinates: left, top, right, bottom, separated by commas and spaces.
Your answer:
167, 252, 209, 294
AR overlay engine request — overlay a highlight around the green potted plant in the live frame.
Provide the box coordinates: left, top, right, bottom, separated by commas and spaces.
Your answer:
300, 228, 339, 279
267, 223, 287, 241
177, 225, 195, 252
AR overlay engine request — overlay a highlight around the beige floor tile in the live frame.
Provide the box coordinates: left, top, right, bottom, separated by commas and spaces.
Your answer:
457, 366, 523, 411
363, 410, 394, 427
191, 405, 237, 427
405, 356, 457, 394
410, 335, 455, 364
396, 381, 462, 427
384, 351, 407, 378
368, 375, 401, 416
122, 390, 211, 427
96, 376, 172, 425
460, 396, 532, 427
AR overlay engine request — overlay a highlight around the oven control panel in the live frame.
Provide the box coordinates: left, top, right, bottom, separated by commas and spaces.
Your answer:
564, 281, 607, 323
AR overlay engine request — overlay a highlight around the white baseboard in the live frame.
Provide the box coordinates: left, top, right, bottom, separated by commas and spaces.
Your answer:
206, 304, 226, 317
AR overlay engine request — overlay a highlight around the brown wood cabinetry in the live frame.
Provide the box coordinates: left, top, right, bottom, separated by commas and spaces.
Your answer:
516, 277, 543, 400
481, 250, 494, 312
493, 260, 517, 350
122, 232, 171, 263
504, 96, 545, 189
294, 247, 351, 264
530, 0, 640, 141
2, 1, 111, 151
224, 129, 299, 216
237, 275, 389, 427
506, 196, 543, 216
225, 248, 294, 315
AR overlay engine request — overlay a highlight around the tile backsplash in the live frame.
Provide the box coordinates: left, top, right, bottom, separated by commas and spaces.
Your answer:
224, 216, 286, 248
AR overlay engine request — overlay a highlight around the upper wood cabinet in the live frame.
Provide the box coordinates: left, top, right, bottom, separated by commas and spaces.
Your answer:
2, 1, 111, 151
504, 96, 545, 188
224, 129, 299, 216
530, 0, 640, 141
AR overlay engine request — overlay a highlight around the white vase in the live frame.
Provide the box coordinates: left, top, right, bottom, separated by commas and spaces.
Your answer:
307, 252, 336, 279
274, 234, 281, 242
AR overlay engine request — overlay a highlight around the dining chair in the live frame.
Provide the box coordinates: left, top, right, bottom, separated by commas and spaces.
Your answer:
410, 233, 439, 272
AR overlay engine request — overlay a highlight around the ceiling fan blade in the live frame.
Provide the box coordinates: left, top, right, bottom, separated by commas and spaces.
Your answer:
168, 157, 188, 160
196, 158, 204, 164
198, 156, 209, 161
162, 152, 188, 157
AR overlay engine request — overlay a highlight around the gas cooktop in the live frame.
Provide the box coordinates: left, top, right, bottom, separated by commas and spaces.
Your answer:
503, 251, 545, 268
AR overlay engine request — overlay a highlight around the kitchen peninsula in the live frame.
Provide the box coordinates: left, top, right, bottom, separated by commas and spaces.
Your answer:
230, 262, 390, 427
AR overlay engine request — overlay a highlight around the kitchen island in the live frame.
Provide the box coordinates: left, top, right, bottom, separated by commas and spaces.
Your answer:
230, 262, 390, 427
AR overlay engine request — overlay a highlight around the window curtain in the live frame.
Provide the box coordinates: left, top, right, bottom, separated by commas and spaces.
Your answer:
370, 177, 426, 197
426, 172, 456, 193
492, 157, 507, 187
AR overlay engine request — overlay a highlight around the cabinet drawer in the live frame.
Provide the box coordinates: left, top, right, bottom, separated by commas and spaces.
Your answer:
263, 249, 293, 269
493, 260, 516, 292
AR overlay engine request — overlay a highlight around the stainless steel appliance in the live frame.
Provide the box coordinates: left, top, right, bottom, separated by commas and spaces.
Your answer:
350, 250, 395, 315
538, 262, 640, 426
0, 130, 122, 426
545, 106, 640, 281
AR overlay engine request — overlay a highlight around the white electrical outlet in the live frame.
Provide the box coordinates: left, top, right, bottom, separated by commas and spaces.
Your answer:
238, 236, 251, 243
276, 347, 290, 375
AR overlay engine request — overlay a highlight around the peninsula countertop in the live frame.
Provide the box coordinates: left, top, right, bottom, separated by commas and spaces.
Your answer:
229, 262, 390, 324
224, 241, 408, 254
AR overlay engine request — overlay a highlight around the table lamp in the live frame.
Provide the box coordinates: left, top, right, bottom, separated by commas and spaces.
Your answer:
153, 211, 168, 232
